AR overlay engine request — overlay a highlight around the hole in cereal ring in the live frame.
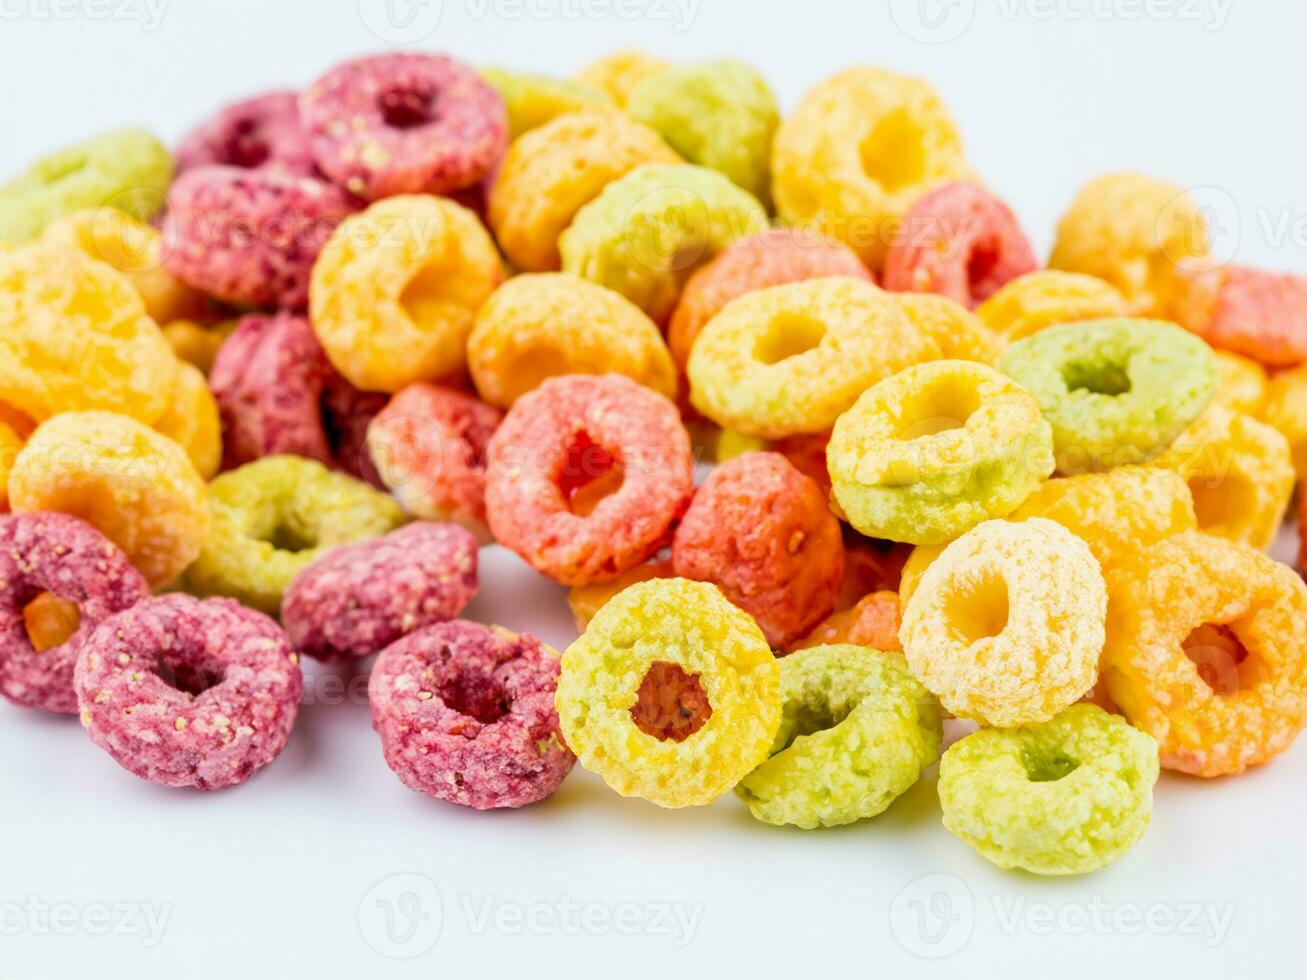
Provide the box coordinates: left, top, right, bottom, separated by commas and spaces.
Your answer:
43, 152, 90, 187
1187, 474, 1255, 536
1062, 358, 1132, 397
399, 262, 456, 328
777, 694, 858, 753
896, 376, 982, 440
1183, 623, 1251, 697
379, 85, 435, 129
1020, 746, 1082, 783
22, 593, 81, 653
558, 431, 625, 517
966, 239, 1000, 292
154, 654, 226, 698
437, 668, 511, 725
754, 312, 827, 366
859, 109, 926, 194
630, 661, 712, 742
267, 520, 318, 554
944, 570, 1009, 645
225, 119, 271, 169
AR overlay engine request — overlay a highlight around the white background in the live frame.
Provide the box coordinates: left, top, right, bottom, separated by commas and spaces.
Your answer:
3, 1, 1307, 977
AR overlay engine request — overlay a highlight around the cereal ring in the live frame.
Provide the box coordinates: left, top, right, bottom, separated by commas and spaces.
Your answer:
883, 182, 1037, 308
283, 522, 478, 662
1103, 532, 1307, 776
0, 129, 172, 244
1153, 406, 1293, 551
976, 270, 1129, 343
485, 375, 693, 586
366, 383, 502, 538
836, 534, 912, 604
1174, 264, 1307, 368
1212, 350, 1268, 416
893, 292, 1001, 363
901, 518, 1106, 727
556, 578, 781, 807
712, 429, 768, 463
480, 68, 612, 138
152, 362, 222, 480
0, 418, 23, 511
310, 194, 502, 393
687, 277, 940, 438
771, 431, 833, 497
1049, 174, 1209, 317
182, 455, 405, 615
161, 318, 236, 376
567, 557, 673, 633
736, 645, 940, 829
176, 90, 317, 176
0, 244, 178, 426
371, 620, 573, 809
667, 228, 873, 371
9, 411, 208, 587
162, 165, 357, 310
0, 513, 148, 713
938, 704, 1159, 875
789, 591, 902, 653
300, 53, 507, 200
468, 273, 676, 408
574, 50, 668, 107
487, 108, 679, 273
321, 375, 390, 488
1263, 364, 1307, 478
559, 162, 768, 325
997, 318, 1218, 473
626, 60, 779, 205
772, 67, 971, 270
672, 452, 843, 648
828, 360, 1054, 545
74, 594, 302, 791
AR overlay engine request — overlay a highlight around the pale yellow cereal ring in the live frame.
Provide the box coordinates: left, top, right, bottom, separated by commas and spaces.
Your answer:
976, 270, 1129, 343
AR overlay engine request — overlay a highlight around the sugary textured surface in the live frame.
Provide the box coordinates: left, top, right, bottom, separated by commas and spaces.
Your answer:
574, 50, 669, 108
977, 270, 1130, 343
673, 452, 843, 648
1212, 350, 1268, 416
1174, 264, 1307, 368
883, 181, 1037, 309
485, 374, 694, 586
827, 360, 1054, 544
998, 318, 1218, 473
9, 411, 209, 587
771, 66, 970, 270
182, 456, 405, 615
556, 578, 781, 807
488, 108, 679, 272
1103, 531, 1307, 776
626, 60, 779, 205
0, 129, 172, 244
300, 53, 507, 200
283, 522, 478, 661
162, 165, 357, 310
0, 513, 148, 713
176, 90, 317, 177
737, 645, 940, 829
668, 228, 873, 371
688, 277, 941, 438
309, 194, 502, 393
1153, 406, 1293, 551
567, 557, 673, 632
789, 591, 902, 653
468, 273, 676, 408
74, 594, 302, 791
559, 162, 768, 325
901, 518, 1106, 727
1263, 364, 1307, 478
152, 361, 222, 480
939, 704, 1159, 875
892, 292, 1001, 364
366, 383, 503, 539
480, 68, 612, 138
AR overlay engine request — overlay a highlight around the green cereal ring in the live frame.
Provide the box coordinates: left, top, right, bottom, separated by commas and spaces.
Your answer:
938, 704, 1159, 876
827, 360, 1054, 545
736, 645, 942, 830
998, 318, 1218, 473
559, 162, 768, 325
182, 456, 405, 615
480, 68, 613, 138
0, 130, 173, 244
626, 60, 780, 206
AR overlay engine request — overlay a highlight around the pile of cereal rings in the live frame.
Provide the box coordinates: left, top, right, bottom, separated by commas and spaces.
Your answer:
2, 50, 1306, 877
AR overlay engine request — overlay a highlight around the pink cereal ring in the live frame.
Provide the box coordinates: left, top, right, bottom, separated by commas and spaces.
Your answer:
162, 165, 358, 310
1177, 265, 1307, 367
74, 594, 303, 791
884, 181, 1038, 309
176, 91, 318, 177
300, 52, 508, 200
485, 374, 695, 586
369, 619, 574, 809
0, 513, 149, 714
282, 522, 479, 662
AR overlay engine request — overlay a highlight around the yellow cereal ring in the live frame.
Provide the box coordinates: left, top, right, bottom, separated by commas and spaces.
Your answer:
480, 67, 612, 138
468, 273, 676, 408
556, 578, 781, 808
1212, 350, 1268, 416
151, 361, 222, 480
574, 50, 668, 107
488, 108, 679, 272
976, 270, 1129, 343
902, 518, 1106, 727
828, 360, 1054, 544
687, 277, 941, 438
771, 66, 970, 270
893, 292, 1001, 363
1262, 364, 1307, 479
1049, 174, 1209, 318
8, 411, 208, 586
161, 318, 237, 376
0, 419, 23, 511
309, 195, 503, 393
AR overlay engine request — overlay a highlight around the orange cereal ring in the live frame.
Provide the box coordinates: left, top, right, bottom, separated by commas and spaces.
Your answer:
0, 418, 23, 511
1174, 264, 1307, 368
892, 292, 1001, 364
1212, 350, 1268, 416
567, 557, 673, 633
1263, 363, 1307, 478
976, 270, 1129, 343
788, 591, 901, 654
151, 361, 222, 480
837, 534, 911, 606
574, 50, 669, 108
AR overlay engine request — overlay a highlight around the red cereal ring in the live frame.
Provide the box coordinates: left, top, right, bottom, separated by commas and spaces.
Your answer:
0, 512, 149, 714
300, 52, 507, 200
369, 619, 574, 809
176, 91, 318, 177
74, 594, 303, 791
1176, 264, 1307, 368
485, 374, 694, 586
162, 165, 358, 310
282, 522, 479, 662
883, 181, 1038, 309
